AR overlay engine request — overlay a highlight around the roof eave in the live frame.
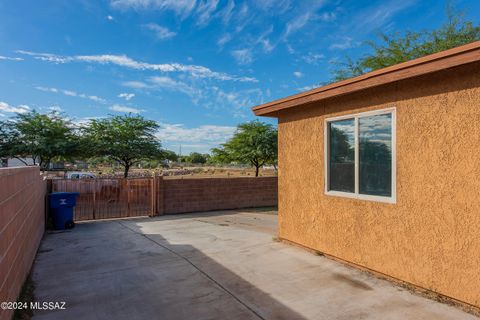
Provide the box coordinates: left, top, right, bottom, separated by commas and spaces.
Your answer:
252, 41, 480, 117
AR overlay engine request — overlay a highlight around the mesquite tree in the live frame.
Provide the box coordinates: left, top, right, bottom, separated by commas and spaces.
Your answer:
84, 114, 162, 177
211, 121, 277, 177
0, 111, 78, 170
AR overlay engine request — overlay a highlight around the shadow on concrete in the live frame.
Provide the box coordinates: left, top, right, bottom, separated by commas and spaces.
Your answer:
122, 220, 303, 320
33, 216, 304, 320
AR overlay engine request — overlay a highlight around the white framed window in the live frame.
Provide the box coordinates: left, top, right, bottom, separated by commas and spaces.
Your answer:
324, 108, 396, 203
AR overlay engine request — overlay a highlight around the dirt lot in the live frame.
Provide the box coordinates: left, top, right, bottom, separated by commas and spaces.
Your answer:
46, 166, 277, 179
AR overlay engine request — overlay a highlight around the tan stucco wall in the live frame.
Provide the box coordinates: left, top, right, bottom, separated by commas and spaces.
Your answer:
277, 62, 480, 308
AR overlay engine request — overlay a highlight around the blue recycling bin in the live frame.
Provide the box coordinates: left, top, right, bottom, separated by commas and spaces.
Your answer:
49, 192, 80, 230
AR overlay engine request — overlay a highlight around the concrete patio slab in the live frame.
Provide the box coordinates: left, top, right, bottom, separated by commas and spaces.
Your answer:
32, 209, 477, 320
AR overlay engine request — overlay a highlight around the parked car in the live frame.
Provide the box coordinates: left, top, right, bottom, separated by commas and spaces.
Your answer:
65, 172, 96, 179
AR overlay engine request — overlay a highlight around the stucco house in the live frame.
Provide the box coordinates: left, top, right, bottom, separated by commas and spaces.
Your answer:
252, 41, 480, 309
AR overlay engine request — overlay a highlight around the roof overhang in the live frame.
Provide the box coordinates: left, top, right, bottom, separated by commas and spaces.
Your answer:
252, 41, 480, 117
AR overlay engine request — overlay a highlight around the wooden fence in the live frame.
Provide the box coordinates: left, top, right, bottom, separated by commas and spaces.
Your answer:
50, 178, 154, 221
50, 176, 278, 221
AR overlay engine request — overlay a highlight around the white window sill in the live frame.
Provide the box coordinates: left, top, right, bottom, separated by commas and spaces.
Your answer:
325, 190, 396, 204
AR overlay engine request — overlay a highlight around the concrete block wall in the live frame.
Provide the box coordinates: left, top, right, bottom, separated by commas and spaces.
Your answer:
158, 177, 277, 215
0, 167, 45, 320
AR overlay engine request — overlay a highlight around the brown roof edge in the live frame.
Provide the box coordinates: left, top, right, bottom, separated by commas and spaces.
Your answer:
252, 41, 480, 117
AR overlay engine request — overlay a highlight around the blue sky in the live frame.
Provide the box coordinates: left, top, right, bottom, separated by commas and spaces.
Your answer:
0, 0, 478, 154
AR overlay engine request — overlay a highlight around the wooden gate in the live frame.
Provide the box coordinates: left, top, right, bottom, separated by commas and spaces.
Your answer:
51, 178, 154, 221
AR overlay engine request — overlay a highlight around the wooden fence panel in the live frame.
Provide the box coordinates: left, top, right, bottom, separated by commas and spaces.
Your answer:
51, 178, 152, 221
51, 180, 95, 220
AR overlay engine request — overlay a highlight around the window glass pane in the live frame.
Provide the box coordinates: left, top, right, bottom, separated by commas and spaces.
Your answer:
329, 119, 355, 193
359, 114, 392, 196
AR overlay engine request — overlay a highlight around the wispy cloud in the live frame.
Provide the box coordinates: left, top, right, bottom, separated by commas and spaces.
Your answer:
217, 33, 232, 47
297, 84, 319, 91
147, 76, 197, 96
329, 37, 354, 50
35, 86, 106, 103
143, 23, 176, 40
122, 81, 150, 89
157, 123, 236, 152
216, 0, 235, 24
352, 0, 417, 31
195, 0, 219, 26
17, 50, 257, 82
122, 76, 197, 97
110, 0, 197, 19
282, 1, 326, 40
231, 49, 253, 65
302, 52, 325, 64
0, 101, 30, 114
118, 93, 135, 101
109, 104, 142, 113
284, 12, 311, 39
293, 71, 303, 78
0, 55, 23, 61
107, 15, 114, 21
255, 25, 275, 53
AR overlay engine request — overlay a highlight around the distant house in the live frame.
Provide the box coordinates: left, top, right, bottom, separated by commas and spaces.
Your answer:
1, 157, 65, 170
6, 157, 36, 167
252, 42, 480, 308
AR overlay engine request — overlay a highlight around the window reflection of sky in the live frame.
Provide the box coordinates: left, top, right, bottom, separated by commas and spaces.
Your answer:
330, 119, 355, 146
359, 114, 392, 149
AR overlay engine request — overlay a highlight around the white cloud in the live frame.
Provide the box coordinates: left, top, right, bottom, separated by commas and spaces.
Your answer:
216, 0, 235, 24
254, 0, 291, 13
17, 50, 257, 82
16, 50, 73, 63
217, 33, 232, 47
109, 104, 142, 113
318, 11, 336, 22
302, 52, 324, 64
195, 0, 219, 26
118, 93, 135, 100
293, 71, 303, 78
143, 23, 176, 40
107, 15, 114, 20
329, 37, 354, 50
297, 84, 319, 91
0, 101, 30, 114
231, 49, 253, 65
284, 12, 311, 38
147, 76, 197, 96
282, 1, 326, 40
157, 123, 236, 152
111, 0, 223, 26
286, 43, 295, 54
35, 86, 58, 93
0, 55, 23, 61
255, 25, 275, 53
352, 0, 416, 31
35, 86, 107, 103
110, 0, 197, 19
122, 81, 149, 89
205, 87, 265, 118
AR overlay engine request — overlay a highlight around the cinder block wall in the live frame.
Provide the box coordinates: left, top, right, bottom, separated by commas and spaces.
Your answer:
0, 167, 45, 320
160, 177, 277, 214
